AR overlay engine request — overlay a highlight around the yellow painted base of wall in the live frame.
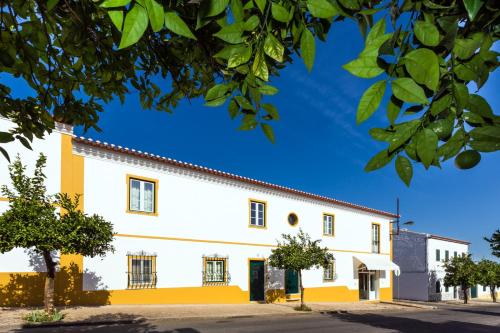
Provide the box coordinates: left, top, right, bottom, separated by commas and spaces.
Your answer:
304, 286, 359, 302
379, 287, 393, 302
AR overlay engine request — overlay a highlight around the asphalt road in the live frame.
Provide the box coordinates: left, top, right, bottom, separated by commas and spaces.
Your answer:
8, 304, 500, 333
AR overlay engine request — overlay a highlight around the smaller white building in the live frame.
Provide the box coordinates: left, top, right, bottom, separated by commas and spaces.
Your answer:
392, 229, 469, 301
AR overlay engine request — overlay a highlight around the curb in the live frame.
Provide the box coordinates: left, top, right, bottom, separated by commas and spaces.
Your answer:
380, 301, 436, 310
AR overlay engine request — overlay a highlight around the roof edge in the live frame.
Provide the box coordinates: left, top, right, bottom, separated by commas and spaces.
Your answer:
73, 137, 398, 219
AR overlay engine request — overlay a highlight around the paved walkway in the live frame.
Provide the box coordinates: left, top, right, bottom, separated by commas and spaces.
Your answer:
0, 302, 414, 329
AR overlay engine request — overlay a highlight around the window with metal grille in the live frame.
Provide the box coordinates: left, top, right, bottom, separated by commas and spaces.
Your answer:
127, 253, 157, 289
323, 259, 336, 281
249, 200, 266, 227
203, 256, 229, 285
323, 214, 334, 236
371, 224, 380, 253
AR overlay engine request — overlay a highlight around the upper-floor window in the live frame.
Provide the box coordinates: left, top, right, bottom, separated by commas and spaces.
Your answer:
249, 200, 266, 228
454, 251, 457, 258
436, 249, 441, 261
445, 250, 449, 261
323, 258, 336, 281
323, 214, 334, 236
203, 256, 229, 285
127, 253, 157, 289
127, 175, 158, 215
371, 223, 380, 253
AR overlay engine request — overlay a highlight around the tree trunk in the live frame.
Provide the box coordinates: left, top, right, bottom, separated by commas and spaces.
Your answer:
298, 270, 304, 308
42, 251, 56, 314
463, 286, 468, 304
491, 286, 497, 303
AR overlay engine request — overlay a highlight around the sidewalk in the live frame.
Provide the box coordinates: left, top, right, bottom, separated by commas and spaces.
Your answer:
1, 301, 417, 329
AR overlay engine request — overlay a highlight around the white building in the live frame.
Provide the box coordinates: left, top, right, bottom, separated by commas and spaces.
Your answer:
0, 117, 400, 306
392, 229, 470, 301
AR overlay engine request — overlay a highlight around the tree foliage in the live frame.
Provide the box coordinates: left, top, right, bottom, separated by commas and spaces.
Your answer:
268, 229, 333, 307
484, 229, 500, 258
443, 254, 477, 304
0, 0, 499, 185
0, 154, 114, 313
476, 259, 500, 302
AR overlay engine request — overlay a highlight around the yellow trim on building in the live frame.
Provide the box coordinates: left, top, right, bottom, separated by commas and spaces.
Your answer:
126, 174, 159, 216
0, 197, 9, 202
248, 198, 267, 229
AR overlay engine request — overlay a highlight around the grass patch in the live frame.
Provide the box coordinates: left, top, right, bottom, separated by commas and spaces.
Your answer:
293, 304, 312, 311
24, 310, 64, 323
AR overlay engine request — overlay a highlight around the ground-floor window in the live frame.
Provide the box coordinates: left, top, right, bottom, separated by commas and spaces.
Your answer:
323, 259, 336, 281
127, 252, 157, 289
203, 256, 229, 285
483, 285, 487, 292
435, 280, 441, 293
445, 285, 449, 292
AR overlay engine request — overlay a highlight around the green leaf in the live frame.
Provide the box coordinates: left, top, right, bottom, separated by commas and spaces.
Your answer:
395, 155, 413, 186
262, 103, 279, 120
235, 95, 254, 110
0, 146, 10, 162
339, 0, 360, 10
366, 19, 386, 45
369, 128, 393, 142
392, 78, 429, 105
264, 34, 284, 62
416, 128, 438, 169
301, 29, 315, 72
365, 149, 394, 172
101, 0, 131, 8
360, 33, 392, 58
438, 129, 465, 160
244, 15, 260, 31
252, 50, 269, 81
463, 0, 484, 21
387, 97, 402, 125
469, 140, 500, 152
468, 94, 493, 118
205, 96, 228, 107
469, 126, 500, 141
214, 44, 246, 59
356, 80, 386, 124
261, 123, 275, 143
343, 57, 384, 78
119, 4, 149, 49
230, 0, 244, 22
388, 120, 420, 152
0, 132, 15, 143
205, 0, 229, 17
307, 0, 338, 19
228, 45, 252, 68
271, 3, 289, 23
108, 10, 124, 31
453, 83, 469, 109
404, 48, 440, 91
165, 11, 197, 40
453, 38, 481, 60
205, 83, 229, 102
144, 0, 164, 32
258, 85, 278, 95
430, 94, 452, 116
414, 21, 440, 47
228, 99, 239, 119
255, 0, 267, 13
213, 24, 244, 44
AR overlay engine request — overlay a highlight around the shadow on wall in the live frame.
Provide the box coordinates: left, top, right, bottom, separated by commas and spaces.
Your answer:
266, 266, 285, 303
0, 262, 111, 307
428, 270, 442, 302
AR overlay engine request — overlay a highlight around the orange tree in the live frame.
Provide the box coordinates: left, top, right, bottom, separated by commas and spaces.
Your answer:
1, 0, 499, 185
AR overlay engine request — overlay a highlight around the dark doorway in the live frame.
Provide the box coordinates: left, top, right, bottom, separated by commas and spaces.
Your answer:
285, 269, 299, 294
471, 285, 477, 298
249, 260, 265, 301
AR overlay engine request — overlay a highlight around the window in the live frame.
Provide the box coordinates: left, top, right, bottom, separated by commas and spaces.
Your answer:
371, 223, 380, 253
454, 251, 457, 258
127, 253, 157, 289
445, 250, 449, 261
436, 280, 441, 293
203, 257, 229, 285
323, 259, 335, 281
288, 212, 299, 226
483, 285, 487, 292
249, 200, 266, 228
127, 175, 158, 214
436, 249, 441, 261
445, 285, 449, 292
323, 214, 334, 236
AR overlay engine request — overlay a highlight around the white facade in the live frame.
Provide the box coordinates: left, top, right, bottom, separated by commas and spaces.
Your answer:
0, 118, 399, 305
393, 229, 469, 301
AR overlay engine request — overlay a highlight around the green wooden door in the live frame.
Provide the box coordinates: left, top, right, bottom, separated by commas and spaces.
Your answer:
285, 269, 299, 294
471, 285, 478, 298
249, 260, 265, 301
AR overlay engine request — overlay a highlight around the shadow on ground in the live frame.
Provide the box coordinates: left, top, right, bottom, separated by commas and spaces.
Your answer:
449, 307, 500, 317
325, 311, 496, 333
11, 313, 201, 333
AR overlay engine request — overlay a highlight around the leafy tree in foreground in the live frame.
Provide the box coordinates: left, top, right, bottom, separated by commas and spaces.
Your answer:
443, 254, 477, 304
0, 0, 499, 185
0, 154, 114, 314
476, 259, 499, 302
268, 229, 333, 309
484, 230, 500, 258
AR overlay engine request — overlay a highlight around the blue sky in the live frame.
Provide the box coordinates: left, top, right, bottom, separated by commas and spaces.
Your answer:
4, 19, 499, 259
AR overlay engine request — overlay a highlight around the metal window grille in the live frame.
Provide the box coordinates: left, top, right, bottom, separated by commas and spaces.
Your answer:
127, 253, 157, 289
202, 256, 230, 285
323, 259, 336, 281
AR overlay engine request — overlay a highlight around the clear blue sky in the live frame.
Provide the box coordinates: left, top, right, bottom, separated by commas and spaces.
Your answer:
4, 19, 499, 260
